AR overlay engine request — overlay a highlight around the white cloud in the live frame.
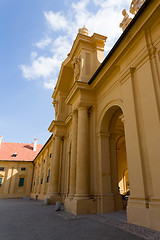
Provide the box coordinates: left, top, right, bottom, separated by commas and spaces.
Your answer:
44, 79, 57, 90
20, 0, 131, 89
52, 36, 71, 60
30, 52, 38, 59
20, 55, 60, 80
34, 37, 52, 49
44, 11, 69, 31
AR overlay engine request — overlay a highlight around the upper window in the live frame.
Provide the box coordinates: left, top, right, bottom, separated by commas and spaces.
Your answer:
44, 159, 45, 163
0, 167, 4, 171
19, 177, 24, 187
21, 168, 26, 171
50, 153, 52, 158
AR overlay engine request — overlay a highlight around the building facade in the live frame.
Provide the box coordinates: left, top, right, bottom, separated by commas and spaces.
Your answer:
31, 0, 160, 231
0, 0, 160, 232
0, 139, 43, 198
30, 136, 53, 200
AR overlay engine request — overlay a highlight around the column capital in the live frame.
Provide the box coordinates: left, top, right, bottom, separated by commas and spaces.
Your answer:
54, 135, 62, 139
130, 67, 136, 76
44, 148, 49, 157
96, 131, 110, 138
77, 105, 88, 111
72, 109, 78, 117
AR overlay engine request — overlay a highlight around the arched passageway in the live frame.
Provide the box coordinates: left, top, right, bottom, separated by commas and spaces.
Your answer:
99, 105, 130, 213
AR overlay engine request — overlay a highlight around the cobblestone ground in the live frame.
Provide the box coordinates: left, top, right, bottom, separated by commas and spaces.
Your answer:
0, 199, 159, 240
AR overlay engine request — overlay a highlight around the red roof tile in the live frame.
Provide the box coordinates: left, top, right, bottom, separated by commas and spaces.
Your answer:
0, 142, 43, 161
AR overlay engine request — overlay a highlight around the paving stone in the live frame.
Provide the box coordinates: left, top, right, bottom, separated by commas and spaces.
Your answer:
0, 199, 159, 240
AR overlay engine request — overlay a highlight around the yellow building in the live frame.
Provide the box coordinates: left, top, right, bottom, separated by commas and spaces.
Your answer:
0, 137, 43, 198
1, 0, 160, 232
30, 135, 53, 200
31, 0, 160, 231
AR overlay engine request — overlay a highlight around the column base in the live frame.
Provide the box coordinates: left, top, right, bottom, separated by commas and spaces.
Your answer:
127, 197, 160, 231
149, 198, 160, 231
67, 194, 75, 199
64, 197, 97, 215
97, 194, 123, 214
127, 198, 149, 227
47, 193, 61, 204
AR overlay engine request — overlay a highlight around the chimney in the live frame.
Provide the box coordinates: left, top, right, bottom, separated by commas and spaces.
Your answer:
0, 136, 3, 148
33, 138, 38, 151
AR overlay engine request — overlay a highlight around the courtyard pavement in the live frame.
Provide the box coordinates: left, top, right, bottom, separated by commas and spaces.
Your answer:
0, 198, 159, 240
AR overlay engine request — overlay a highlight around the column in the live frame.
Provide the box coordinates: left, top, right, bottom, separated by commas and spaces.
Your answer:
69, 110, 78, 197
109, 133, 123, 211
34, 163, 38, 194
37, 158, 43, 194
48, 138, 55, 195
48, 136, 61, 196
42, 149, 48, 194
75, 106, 89, 198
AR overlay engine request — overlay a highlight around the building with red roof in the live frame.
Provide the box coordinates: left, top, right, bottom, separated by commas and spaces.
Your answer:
0, 137, 43, 198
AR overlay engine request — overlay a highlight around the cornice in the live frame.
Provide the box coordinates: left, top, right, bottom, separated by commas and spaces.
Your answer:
65, 81, 93, 105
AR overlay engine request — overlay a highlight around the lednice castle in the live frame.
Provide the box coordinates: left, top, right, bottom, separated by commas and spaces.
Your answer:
0, 0, 160, 232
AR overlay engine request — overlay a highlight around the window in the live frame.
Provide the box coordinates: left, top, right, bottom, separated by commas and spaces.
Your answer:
0, 177, 2, 187
47, 176, 49, 183
47, 170, 50, 183
44, 159, 45, 163
0, 167, 4, 171
41, 178, 43, 184
21, 168, 26, 171
12, 152, 17, 157
19, 178, 24, 187
50, 153, 52, 158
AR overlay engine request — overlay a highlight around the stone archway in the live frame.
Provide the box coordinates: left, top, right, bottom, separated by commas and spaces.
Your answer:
98, 105, 129, 213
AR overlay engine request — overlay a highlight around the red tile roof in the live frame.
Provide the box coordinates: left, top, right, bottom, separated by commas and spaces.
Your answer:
0, 142, 43, 162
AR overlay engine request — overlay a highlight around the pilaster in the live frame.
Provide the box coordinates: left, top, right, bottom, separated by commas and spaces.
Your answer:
68, 110, 78, 198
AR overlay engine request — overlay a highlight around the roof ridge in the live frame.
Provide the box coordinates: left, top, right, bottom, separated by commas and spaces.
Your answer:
2, 142, 44, 145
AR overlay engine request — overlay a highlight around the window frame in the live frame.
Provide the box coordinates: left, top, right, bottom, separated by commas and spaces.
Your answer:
0, 177, 2, 187
18, 177, 24, 187
21, 167, 26, 171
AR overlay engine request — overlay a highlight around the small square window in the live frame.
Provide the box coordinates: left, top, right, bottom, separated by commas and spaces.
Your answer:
0, 167, 4, 171
21, 168, 26, 171
19, 178, 24, 187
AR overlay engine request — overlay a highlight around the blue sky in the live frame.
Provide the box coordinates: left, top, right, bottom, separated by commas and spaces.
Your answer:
0, 0, 130, 144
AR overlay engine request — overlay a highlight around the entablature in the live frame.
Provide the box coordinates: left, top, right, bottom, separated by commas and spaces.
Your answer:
65, 81, 96, 110
48, 120, 66, 137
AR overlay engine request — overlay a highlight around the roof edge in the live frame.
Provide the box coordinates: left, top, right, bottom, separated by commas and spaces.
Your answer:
33, 134, 53, 162
88, 0, 152, 85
